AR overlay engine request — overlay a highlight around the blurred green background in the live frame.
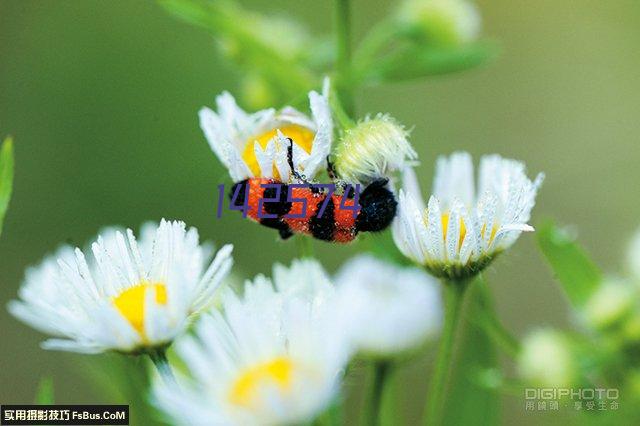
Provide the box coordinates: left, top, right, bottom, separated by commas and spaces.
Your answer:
1, 0, 640, 424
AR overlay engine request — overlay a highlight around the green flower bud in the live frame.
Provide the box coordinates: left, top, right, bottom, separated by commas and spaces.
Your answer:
518, 329, 576, 387
398, 0, 481, 46
583, 279, 635, 330
333, 114, 417, 184
240, 74, 277, 111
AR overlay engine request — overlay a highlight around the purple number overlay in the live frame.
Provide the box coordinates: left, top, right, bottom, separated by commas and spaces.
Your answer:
283, 184, 309, 219
216, 183, 361, 219
257, 183, 281, 219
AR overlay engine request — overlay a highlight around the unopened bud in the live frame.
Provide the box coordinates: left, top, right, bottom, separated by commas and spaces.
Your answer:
398, 0, 481, 46
333, 114, 417, 184
583, 279, 635, 330
518, 329, 576, 387
240, 74, 277, 111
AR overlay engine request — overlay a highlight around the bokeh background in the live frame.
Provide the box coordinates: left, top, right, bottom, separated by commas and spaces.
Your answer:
1, 0, 639, 424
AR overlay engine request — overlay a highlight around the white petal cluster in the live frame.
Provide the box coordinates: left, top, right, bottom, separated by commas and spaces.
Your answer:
393, 152, 544, 279
8, 220, 233, 354
153, 259, 349, 426
335, 255, 441, 357
199, 79, 333, 182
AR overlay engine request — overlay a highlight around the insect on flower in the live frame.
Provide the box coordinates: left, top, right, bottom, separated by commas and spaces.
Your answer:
225, 139, 398, 243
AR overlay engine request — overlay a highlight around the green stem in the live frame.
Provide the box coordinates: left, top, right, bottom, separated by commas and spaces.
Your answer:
149, 349, 177, 386
314, 396, 343, 426
333, 0, 355, 116
297, 235, 314, 258
364, 360, 391, 426
425, 281, 468, 426
475, 278, 520, 358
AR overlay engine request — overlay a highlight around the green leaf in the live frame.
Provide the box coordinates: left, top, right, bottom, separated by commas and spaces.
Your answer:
365, 41, 499, 84
34, 377, 54, 404
442, 281, 500, 426
0, 136, 14, 237
83, 354, 163, 426
537, 221, 601, 307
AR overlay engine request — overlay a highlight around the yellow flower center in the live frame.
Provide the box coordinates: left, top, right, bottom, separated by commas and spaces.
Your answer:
482, 222, 499, 244
112, 283, 168, 336
242, 125, 315, 178
229, 357, 294, 408
440, 213, 499, 250
441, 213, 466, 249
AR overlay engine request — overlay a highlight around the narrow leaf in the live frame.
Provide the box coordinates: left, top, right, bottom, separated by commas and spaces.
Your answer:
35, 377, 54, 404
367, 41, 499, 83
537, 221, 601, 307
0, 136, 14, 236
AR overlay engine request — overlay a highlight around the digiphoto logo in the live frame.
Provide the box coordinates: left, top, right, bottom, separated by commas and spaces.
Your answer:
524, 388, 620, 412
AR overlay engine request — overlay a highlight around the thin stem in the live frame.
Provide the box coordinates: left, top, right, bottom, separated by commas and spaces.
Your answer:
425, 281, 468, 426
296, 235, 314, 258
363, 360, 391, 426
333, 0, 355, 116
314, 396, 343, 426
475, 278, 520, 358
149, 349, 177, 387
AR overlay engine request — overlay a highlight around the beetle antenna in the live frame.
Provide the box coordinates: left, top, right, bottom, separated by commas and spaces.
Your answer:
287, 138, 308, 183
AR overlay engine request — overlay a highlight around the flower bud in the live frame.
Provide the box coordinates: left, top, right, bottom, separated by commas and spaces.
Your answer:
518, 329, 576, 387
398, 0, 481, 46
583, 279, 635, 330
333, 114, 417, 184
240, 74, 277, 110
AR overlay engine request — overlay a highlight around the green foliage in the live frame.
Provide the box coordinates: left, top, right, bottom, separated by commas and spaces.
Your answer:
364, 41, 498, 84
0, 136, 14, 237
537, 221, 602, 307
158, 0, 496, 106
34, 377, 54, 404
84, 354, 162, 426
442, 281, 499, 426
158, 0, 315, 101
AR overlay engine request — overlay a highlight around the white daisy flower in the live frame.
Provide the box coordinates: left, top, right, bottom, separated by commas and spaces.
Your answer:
199, 79, 333, 182
8, 220, 233, 354
335, 255, 441, 357
153, 259, 350, 426
333, 114, 417, 184
392, 152, 544, 280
